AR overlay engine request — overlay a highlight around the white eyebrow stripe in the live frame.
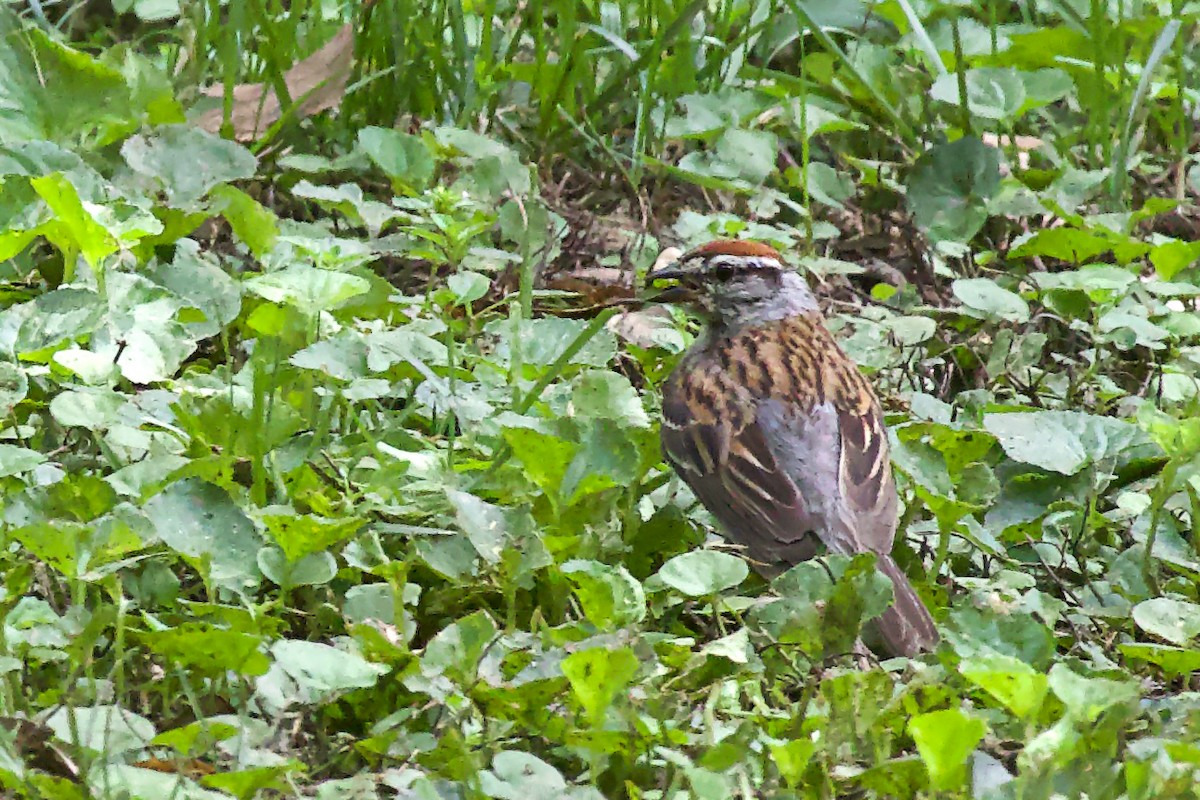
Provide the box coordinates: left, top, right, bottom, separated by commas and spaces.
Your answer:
705, 254, 783, 271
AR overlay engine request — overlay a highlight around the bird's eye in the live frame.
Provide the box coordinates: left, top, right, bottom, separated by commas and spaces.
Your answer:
712, 263, 736, 281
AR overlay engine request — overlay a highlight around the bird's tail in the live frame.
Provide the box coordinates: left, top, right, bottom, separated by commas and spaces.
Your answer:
870, 555, 939, 657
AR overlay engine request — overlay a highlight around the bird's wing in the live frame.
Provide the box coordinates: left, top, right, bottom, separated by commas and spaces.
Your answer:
660, 379, 821, 570
834, 401, 898, 549
755, 398, 935, 655
751, 396, 898, 556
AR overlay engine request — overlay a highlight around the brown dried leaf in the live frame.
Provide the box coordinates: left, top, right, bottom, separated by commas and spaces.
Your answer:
652, 247, 684, 272
0, 717, 80, 781
981, 132, 1044, 171
544, 270, 635, 304
607, 306, 678, 350
196, 25, 355, 141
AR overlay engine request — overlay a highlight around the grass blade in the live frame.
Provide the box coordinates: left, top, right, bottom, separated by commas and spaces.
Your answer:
1110, 18, 1181, 201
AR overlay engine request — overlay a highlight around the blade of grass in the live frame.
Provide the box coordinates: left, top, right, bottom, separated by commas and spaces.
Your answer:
1110, 18, 1180, 202
1040, 0, 1089, 34
952, 15, 972, 137
895, 0, 947, 78
782, 0, 917, 145
587, 0, 707, 126
447, 0, 474, 123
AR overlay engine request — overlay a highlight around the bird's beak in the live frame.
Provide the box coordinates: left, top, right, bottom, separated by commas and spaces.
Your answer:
645, 263, 686, 282
644, 266, 694, 304
644, 248, 694, 303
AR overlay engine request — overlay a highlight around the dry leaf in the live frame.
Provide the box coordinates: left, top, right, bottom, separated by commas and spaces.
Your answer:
0, 717, 80, 781
196, 25, 355, 141
134, 756, 216, 779
607, 306, 677, 349
652, 247, 683, 272
982, 133, 1044, 171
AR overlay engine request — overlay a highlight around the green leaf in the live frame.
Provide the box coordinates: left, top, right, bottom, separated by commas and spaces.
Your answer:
983, 410, 1152, 475
358, 126, 436, 191
258, 547, 337, 588
701, 626, 755, 665
195, 762, 297, 798
570, 371, 650, 428
952, 278, 1030, 323
959, 652, 1048, 719
148, 242, 243, 332
906, 137, 1001, 243
48, 387, 126, 431
151, 720, 239, 755
143, 478, 261, 594
946, 605, 1057, 666
1147, 238, 1200, 280
991, 413, 1088, 473
501, 424, 574, 497
269, 639, 388, 694
657, 550, 749, 596
88, 764, 228, 800
29, 172, 117, 267
485, 315, 617, 368
1046, 663, 1138, 722
435, 126, 531, 198
106, 272, 200, 383
291, 180, 399, 237
0, 21, 135, 145
1136, 404, 1200, 458
414, 535, 478, 581
678, 128, 778, 184
803, 162, 854, 209
244, 265, 370, 314
769, 738, 816, 787
785, 100, 865, 139
1010, 227, 1113, 263
141, 622, 270, 676
686, 766, 732, 800
446, 490, 507, 565
0, 362, 28, 415
930, 67, 1026, 122
0, 444, 45, 477
1131, 597, 1200, 646
560, 646, 639, 723
1118, 643, 1200, 677
1031, 264, 1135, 301
1098, 309, 1171, 350
445, 270, 490, 305
419, 610, 497, 682
561, 419, 649, 502
129, 0, 181, 21
121, 125, 257, 209
664, 89, 763, 138
11, 517, 140, 580
480, 751, 602, 800
908, 709, 986, 791
561, 560, 646, 629
262, 513, 364, 563
12, 286, 104, 357
210, 184, 278, 257
45, 705, 155, 754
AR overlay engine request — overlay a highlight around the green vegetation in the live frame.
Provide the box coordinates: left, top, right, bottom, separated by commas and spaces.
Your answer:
1, 0, 1199, 797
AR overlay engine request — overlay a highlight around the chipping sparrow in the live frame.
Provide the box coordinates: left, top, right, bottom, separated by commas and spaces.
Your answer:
647, 239, 938, 657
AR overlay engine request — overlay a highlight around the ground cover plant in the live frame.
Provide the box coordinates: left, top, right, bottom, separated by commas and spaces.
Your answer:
1, 0, 1200, 797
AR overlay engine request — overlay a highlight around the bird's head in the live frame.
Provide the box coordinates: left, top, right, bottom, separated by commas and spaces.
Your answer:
645, 239, 818, 327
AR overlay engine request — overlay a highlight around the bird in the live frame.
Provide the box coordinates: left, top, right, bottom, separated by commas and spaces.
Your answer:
645, 238, 938, 657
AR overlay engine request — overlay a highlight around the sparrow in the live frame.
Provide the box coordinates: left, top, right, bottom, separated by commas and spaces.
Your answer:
646, 239, 938, 657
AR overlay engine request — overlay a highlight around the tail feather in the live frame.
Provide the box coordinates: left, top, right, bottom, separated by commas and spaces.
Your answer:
870, 555, 939, 657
